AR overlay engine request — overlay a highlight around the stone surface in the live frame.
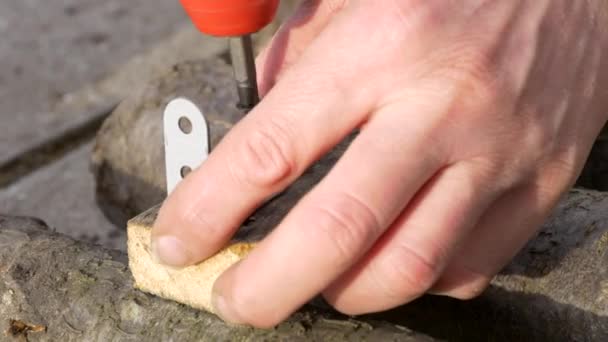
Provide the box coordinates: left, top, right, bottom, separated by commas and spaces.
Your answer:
0, 0, 187, 166
92, 58, 243, 227
0, 142, 124, 251
0, 215, 437, 341
0, 0, 299, 251
3, 187, 608, 341
0, 0, 295, 170
0, 0, 297, 187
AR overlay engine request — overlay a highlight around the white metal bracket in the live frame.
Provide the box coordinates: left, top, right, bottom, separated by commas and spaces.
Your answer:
163, 97, 210, 195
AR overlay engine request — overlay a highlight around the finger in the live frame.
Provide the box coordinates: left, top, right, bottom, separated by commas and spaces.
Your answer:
322, 158, 503, 315
257, 0, 348, 95
152, 2, 379, 267
430, 161, 576, 299
211, 105, 446, 328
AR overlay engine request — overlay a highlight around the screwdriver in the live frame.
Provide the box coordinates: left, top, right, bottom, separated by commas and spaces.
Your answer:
179, 0, 280, 112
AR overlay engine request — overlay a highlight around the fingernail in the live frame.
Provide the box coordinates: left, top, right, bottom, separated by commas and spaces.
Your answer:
151, 235, 192, 267
212, 289, 245, 325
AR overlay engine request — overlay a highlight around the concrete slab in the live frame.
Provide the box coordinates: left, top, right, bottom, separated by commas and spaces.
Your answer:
0, 0, 299, 250
0, 0, 299, 174
0, 142, 125, 251
0, 0, 187, 165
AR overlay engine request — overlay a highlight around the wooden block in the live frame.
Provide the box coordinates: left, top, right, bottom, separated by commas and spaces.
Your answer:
127, 140, 349, 313
128, 205, 256, 314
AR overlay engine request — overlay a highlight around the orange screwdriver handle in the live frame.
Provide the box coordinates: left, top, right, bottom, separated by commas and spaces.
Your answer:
180, 0, 279, 36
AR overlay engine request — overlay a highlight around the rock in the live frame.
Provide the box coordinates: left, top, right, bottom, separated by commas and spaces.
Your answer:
0, 142, 124, 251
0, 0, 186, 169
3, 193, 608, 340
91, 58, 241, 227
0, 215, 437, 341
90, 0, 300, 227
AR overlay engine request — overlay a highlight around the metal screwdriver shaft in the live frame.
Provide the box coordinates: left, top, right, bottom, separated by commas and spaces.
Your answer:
179, 0, 278, 110
229, 35, 259, 112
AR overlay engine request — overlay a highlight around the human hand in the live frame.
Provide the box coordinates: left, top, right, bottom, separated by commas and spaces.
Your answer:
152, 0, 608, 327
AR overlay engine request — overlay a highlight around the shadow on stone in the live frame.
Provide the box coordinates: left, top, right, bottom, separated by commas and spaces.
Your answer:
91, 58, 239, 228
366, 286, 608, 341
94, 165, 165, 228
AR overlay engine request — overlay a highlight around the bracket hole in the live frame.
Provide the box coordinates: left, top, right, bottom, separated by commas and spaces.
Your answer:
180, 166, 192, 178
178, 117, 192, 134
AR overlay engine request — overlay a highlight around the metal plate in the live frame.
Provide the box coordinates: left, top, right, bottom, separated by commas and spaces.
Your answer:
163, 97, 209, 194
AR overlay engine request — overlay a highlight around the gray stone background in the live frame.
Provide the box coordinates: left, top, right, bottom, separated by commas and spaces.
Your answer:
0, 0, 294, 251
0, 0, 212, 251
1, 0, 184, 165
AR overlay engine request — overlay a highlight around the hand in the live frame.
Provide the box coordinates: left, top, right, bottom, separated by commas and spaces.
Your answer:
152, 0, 608, 327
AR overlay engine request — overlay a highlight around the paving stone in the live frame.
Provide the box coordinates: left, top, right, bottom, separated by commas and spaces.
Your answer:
0, 142, 125, 251
0, 0, 299, 249
0, 1, 298, 169
0, 0, 187, 166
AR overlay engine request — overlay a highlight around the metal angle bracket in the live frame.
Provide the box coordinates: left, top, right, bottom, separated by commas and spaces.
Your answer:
163, 97, 210, 195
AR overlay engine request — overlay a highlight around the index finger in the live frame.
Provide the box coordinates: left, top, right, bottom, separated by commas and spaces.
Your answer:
211, 106, 445, 327
151, 3, 374, 267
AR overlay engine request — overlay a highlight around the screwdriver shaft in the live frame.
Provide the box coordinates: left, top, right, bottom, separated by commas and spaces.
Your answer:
229, 35, 259, 112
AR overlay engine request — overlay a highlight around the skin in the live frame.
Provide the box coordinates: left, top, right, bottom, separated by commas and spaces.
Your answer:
152, 0, 608, 328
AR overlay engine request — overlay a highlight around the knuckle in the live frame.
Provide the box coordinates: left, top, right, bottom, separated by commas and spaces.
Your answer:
309, 192, 382, 267
465, 156, 517, 191
372, 0, 447, 42
454, 53, 499, 105
324, 0, 348, 13
532, 155, 579, 202
376, 242, 443, 300
500, 130, 578, 191
517, 127, 557, 166
546, 154, 578, 183
431, 41, 500, 110
228, 118, 296, 189
390, 0, 443, 23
